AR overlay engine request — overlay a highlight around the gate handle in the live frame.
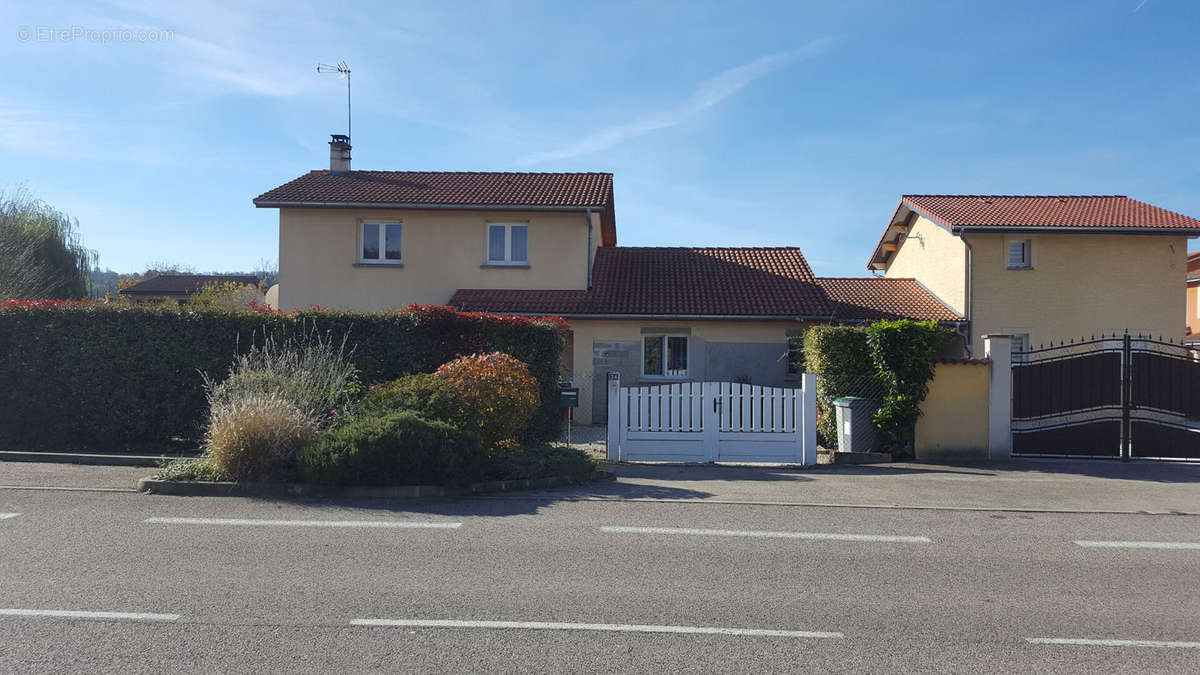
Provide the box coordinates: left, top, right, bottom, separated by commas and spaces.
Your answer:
713, 398, 721, 412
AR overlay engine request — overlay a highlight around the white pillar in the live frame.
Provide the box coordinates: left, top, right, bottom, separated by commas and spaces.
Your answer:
983, 334, 1013, 460
606, 372, 620, 461
801, 373, 817, 465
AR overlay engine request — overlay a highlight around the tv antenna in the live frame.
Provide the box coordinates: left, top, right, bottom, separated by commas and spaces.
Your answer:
316, 61, 351, 141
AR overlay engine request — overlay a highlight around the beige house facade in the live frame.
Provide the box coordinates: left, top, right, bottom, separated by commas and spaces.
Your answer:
868, 195, 1200, 356
257, 141, 1200, 428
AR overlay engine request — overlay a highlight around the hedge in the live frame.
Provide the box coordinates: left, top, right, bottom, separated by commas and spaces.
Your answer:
801, 325, 877, 447
0, 301, 567, 450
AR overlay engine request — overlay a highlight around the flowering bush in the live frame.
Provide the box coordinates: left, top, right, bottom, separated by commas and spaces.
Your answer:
364, 352, 540, 450
203, 325, 361, 430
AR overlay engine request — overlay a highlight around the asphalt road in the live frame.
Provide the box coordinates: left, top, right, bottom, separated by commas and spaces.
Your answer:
1, 483, 1199, 673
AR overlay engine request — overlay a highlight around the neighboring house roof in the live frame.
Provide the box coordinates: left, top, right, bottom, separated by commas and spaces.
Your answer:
870, 195, 1200, 269
254, 170, 617, 246
450, 247, 959, 322
119, 274, 260, 297
817, 277, 961, 322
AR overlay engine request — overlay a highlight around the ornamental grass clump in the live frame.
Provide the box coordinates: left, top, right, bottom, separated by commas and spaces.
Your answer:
203, 324, 360, 429
204, 392, 315, 481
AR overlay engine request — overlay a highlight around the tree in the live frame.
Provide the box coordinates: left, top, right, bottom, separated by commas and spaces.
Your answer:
0, 187, 96, 300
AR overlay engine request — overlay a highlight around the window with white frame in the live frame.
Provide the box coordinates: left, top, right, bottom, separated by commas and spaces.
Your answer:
1007, 239, 1032, 269
486, 223, 529, 265
643, 334, 688, 378
359, 222, 402, 263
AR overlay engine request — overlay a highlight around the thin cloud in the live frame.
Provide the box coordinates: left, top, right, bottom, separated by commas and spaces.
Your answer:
519, 37, 834, 165
1133, 0, 1149, 11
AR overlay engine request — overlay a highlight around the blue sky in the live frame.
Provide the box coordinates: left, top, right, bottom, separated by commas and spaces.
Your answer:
3, 0, 1198, 275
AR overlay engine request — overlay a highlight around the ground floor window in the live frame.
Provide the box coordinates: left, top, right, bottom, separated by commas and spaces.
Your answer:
1010, 333, 1030, 362
786, 334, 806, 375
643, 335, 688, 377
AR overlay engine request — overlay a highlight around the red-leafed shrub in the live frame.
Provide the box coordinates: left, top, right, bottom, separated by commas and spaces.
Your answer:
363, 352, 540, 451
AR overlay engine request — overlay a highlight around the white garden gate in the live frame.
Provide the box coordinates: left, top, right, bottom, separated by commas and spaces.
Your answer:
605, 373, 817, 464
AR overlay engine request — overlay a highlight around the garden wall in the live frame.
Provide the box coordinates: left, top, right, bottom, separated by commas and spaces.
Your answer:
0, 301, 566, 450
915, 360, 990, 461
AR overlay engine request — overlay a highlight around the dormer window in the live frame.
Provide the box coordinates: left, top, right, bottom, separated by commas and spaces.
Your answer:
486, 223, 529, 266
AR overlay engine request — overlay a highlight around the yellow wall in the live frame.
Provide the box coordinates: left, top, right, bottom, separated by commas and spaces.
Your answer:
968, 233, 1187, 348
568, 318, 810, 424
884, 215, 967, 315
916, 362, 989, 461
1187, 282, 1198, 338
277, 207, 591, 311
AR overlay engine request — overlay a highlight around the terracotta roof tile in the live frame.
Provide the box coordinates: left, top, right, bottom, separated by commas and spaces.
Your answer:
817, 277, 960, 322
452, 247, 826, 317
902, 195, 1200, 230
254, 170, 612, 209
451, 248, 958, 321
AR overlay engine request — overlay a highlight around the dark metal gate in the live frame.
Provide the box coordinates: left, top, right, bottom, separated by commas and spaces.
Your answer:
1012, 334, 1200, 461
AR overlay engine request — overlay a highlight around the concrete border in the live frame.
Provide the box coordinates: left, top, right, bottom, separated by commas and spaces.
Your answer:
137, 470, 615, 498
0, 451, 178, 467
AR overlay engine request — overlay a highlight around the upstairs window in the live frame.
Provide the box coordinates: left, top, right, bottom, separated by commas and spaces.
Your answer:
1007, 239, 1032, 269
643, 335, 688, 378
487, 224, 529, 265
360, 222, 402, 264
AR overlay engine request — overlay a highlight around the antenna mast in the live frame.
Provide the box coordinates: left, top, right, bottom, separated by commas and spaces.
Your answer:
316, 61, 351, 141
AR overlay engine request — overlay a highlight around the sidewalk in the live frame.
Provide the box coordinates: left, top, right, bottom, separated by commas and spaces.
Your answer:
510, 459, 1200, 515
5, 456, 1200, 515
0, 461, 146, 491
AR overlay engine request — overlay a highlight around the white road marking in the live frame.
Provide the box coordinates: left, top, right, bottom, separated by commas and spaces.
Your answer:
0, 513, 19, 520
0, 608, 179, 622
143, 517, 462, 529
1027, 637, 1200, 649
1075, 540, 1200, 550
601, 525, 930, 543
351, 618, 842, 639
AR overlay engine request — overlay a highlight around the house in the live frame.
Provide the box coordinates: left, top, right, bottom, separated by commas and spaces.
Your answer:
118, 273, 261, 305
255, 136, 957, 423
1186, 251, 1200, 341
867, 195, 1200, 356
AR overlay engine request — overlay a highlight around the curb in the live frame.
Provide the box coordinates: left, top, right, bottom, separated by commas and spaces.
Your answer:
0, 451, 178, 467
136, 470, 615, 498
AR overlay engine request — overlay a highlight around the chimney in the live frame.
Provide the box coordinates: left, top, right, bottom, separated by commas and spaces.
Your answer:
329, 134, 351, 172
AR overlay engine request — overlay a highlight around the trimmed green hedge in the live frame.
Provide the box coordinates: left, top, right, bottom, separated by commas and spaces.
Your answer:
802, 325, 876, 447
0, 303, 566, 450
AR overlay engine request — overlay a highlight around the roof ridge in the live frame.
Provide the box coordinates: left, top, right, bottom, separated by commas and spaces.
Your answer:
308, 169, 614, 176
604, 245, 803, 251
902, 194, 1129, 199
816, 276, 916, 281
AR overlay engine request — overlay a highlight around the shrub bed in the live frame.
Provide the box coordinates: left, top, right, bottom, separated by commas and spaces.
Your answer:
298, 410, 488, 486
0, 302, 566, 449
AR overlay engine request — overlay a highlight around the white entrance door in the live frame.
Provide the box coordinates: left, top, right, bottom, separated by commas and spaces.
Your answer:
605, 375, 817, 465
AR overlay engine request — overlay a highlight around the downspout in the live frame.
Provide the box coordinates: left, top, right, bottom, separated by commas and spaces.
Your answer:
585, 209, 594, 289
961, 233, 975, 356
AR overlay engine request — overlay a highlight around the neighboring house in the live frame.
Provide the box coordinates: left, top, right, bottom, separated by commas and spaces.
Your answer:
867, 195, 1200, 357
1186, 251, 1200, 341
118, 273, 261, 305
255, 137, 957, 423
